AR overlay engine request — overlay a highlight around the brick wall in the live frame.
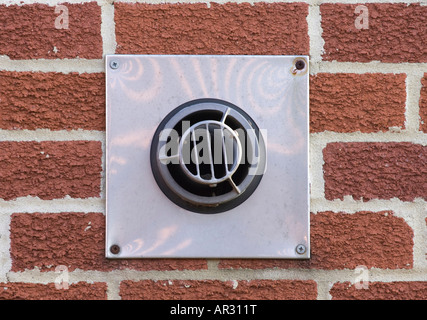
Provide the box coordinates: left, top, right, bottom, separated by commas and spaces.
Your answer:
0, 0, 426, 301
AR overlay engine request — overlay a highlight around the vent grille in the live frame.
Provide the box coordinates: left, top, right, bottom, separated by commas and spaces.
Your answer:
150, 99, 266, 214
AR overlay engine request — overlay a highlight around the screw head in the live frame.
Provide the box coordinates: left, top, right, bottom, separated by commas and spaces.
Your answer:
296, 244, 306, 255
295, 60, 305, 70
110, 244, 120, 255
110, 60, 119, 70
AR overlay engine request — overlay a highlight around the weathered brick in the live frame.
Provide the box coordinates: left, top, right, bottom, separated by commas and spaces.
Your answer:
310, 73, 406, 133
10, 212, 207, 272
321, 3, 427, 62
0, 282, 107, 300
0, 72, 105, 131
323, 142, 427, 201
115, 2, 309, 55
120, 280, 317, 300
219, 211, 413, 270
420, 73, 427, 132
0, 141, 102, 200
330, 281, 427, 300
0, 3, 102, 59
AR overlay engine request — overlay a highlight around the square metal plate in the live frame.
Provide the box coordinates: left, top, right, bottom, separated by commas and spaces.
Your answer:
105, 55, 309, 259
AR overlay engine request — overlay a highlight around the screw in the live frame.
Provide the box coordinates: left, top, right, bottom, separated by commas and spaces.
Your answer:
110, 60, 119, 70
296, 244, 306, 255
110, 244, 120, 255
295, 60, 305, 70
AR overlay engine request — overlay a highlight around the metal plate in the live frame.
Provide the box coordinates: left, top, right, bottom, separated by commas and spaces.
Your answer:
106, 55, 309, 259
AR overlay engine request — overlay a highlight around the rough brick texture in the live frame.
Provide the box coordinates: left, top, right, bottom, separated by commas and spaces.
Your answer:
420, 74, 427, 132
0, 282, 107, 300
321, 3, 427, 62
10, 212, 207, 272
310, 73, 406, 133
120, 280, 317, 300
0, 72, 105, 131
115, 2, 309, 55
219, 211, 413, 270
330, 282, 427, 300
323, 142, 427, 201
0, 141, 102, 200
0, 0, 425, 302
0, 3, 102, 59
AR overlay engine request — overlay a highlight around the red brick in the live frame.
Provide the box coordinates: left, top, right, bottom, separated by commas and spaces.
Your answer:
420, 74, 427, 132
0, 3, 102, 59
0, 282, 107, 300
10, 213, 207, 272
321, 4, 427, 62
310, 73, 406, 133
323, 142, 427, 201
330, 281, 427, 300
115, 3, 309, 55
120, 280, 317, 300
0, 141, 102, 200
0, 72, 105, 131
219, 211, 413, 270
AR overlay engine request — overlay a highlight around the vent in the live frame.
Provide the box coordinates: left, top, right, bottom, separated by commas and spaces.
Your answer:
106, 54, 310, 259
150, 98, 266, 214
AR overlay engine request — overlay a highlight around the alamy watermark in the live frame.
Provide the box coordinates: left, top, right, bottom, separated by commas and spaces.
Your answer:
55, 5, 69, 30
158, 121, 267, 176
354, 265, 369, 290
354, 5, 369, 30
54, 265, 69, 290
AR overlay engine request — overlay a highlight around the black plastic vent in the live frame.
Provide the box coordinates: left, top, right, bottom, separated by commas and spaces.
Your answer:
150, 99, 266, 214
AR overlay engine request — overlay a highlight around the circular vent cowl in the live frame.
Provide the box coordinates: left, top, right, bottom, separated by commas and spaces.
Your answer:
150, 98, 266, 214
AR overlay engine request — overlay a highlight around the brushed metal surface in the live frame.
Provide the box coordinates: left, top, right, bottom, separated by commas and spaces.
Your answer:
106, 55, 309, 259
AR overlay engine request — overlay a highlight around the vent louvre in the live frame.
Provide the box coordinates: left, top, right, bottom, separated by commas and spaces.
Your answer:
150, 98, 266, 214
